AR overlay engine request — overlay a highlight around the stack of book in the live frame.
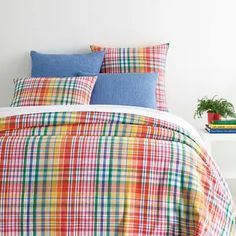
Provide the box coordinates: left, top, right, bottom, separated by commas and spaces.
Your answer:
206, 119, 236, 133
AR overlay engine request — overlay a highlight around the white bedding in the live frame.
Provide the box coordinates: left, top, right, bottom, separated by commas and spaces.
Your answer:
0, 105, 205, 148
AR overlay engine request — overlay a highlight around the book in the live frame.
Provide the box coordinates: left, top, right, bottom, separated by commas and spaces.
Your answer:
208, 124, 236, 129
205, 125, 236, 133
212, 119, 236, 125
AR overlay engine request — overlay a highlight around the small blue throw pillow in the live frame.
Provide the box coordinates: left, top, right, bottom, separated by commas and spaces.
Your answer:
78, 72, 158, 109
31, 51, 104, 77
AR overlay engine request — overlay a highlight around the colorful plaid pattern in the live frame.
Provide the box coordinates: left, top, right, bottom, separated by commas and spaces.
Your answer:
90, 44, 169, 111
0, 111, 235, 235
11, 76, 97, 106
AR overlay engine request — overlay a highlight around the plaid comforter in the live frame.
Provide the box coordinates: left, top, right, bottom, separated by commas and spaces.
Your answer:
0, 110, 235, 235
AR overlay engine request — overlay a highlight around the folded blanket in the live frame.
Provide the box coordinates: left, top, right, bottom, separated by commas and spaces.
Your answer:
0, 108, 235, 235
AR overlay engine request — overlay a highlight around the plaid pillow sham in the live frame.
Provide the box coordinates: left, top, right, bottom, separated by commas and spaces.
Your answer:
90, 44, 169, 111
11, 77, 97, 107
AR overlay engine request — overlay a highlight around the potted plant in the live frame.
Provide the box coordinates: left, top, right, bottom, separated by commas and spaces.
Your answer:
194, 96, 236, 123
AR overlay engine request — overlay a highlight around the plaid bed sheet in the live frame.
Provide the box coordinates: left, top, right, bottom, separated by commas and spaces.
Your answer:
0, 111, 235, 235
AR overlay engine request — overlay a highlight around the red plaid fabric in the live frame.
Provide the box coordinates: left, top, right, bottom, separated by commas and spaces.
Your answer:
11, 77, 97, 106
0, 110, 235, 235
90, 44, 169, 111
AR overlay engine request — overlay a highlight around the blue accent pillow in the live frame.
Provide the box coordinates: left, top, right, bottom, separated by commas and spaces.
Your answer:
77, 72, 158, 109
31, 51, 104, 77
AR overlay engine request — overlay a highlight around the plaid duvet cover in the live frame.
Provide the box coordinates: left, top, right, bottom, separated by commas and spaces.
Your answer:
0, 110, 235, 235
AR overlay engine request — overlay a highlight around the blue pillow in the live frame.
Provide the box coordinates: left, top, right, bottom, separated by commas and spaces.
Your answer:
31, 51, 104, 77
78, 72, 158, 109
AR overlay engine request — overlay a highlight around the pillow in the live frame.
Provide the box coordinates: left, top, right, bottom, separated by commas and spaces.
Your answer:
77, 72, 158, 109
90, 44, 169, 111
11, 77, 97, 107
31, 51, 104, 77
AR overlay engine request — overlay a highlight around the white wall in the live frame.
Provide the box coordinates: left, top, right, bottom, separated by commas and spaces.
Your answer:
0, 0, 236, 127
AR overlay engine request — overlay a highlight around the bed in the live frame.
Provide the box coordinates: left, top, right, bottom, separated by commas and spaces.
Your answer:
0, 105, 235, 235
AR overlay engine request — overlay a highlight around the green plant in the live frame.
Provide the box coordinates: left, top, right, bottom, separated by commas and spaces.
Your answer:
194, 96, 236, 119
